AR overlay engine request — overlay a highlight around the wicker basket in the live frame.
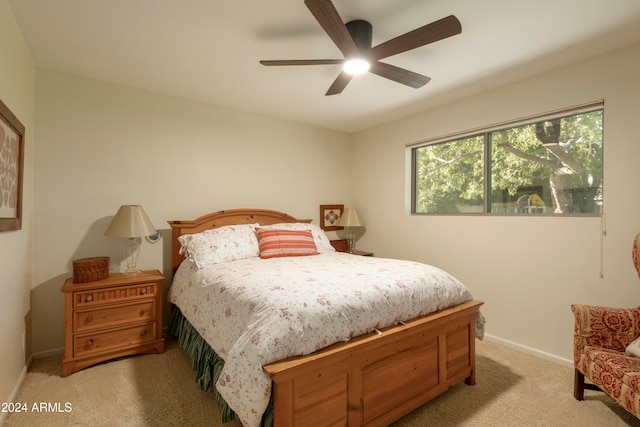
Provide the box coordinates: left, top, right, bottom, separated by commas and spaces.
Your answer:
73, 257, 110, 283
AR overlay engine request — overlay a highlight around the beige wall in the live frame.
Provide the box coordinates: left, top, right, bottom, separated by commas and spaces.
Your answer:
0, 0, 34, 412
31, 70, 352, 354
352, 43, 640, 364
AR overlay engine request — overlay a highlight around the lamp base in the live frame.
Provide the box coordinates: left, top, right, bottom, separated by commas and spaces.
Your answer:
123, 239, 141, 275
346, 228, 356, 254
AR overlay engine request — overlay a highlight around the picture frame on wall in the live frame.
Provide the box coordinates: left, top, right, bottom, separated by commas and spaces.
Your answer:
0, 98, 25, 232
320, 204, 344, 231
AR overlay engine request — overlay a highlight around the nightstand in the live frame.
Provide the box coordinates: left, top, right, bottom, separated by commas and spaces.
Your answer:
330, 239, 374, 256
61, 270, 165, 377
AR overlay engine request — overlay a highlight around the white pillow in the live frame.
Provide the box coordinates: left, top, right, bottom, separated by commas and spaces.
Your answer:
626, 336, 640, 358
178, 223, 260, 269
261, 223, 335, 253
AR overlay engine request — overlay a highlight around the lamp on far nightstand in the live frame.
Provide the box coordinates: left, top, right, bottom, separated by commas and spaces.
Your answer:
105, 205, 157, 275
336, 208, 365, 254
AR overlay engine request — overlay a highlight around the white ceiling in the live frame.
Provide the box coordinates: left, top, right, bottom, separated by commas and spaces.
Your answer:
8, 0, 640, 133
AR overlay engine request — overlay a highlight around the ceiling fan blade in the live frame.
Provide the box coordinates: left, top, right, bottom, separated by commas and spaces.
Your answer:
325, 71, 353, 96
304, 0, 359, 58
367, 15, 461, 60
369, 61, 431, 88
260, 59, 344, 66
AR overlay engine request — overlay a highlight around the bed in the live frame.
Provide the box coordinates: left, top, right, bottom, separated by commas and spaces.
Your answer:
167, 208, 484, 427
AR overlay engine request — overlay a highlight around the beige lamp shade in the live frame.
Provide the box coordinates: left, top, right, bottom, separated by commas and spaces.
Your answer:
336, 208, 365, 227
105, 205, 157, 238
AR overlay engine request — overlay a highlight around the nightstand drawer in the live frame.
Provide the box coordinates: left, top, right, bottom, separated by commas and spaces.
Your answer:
74, 300, 156, 333
74, 321, 157, 357
73, 283, 156, 308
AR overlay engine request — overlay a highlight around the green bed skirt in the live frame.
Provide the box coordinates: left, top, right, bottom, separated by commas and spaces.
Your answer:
168, 307, 274, 427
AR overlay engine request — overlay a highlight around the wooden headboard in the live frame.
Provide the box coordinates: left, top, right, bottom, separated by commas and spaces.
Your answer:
167, 208, 312, 276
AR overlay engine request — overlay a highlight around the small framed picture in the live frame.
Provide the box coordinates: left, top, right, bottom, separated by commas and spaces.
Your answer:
320, 204, 344, 231
0, 98, 25, 232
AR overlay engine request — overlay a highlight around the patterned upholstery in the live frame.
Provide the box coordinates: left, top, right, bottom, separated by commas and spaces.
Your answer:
572, 304, 640, 419
633, 233, 640, 279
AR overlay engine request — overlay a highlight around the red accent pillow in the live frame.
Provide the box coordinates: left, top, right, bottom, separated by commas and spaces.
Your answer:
256, 228, 319, 259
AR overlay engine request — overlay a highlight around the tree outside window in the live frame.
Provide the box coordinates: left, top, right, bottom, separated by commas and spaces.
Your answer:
412, 107, 603, 215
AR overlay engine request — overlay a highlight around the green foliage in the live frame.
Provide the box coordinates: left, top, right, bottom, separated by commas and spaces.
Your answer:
414, 110, 603, 214
415, 135, 484, 213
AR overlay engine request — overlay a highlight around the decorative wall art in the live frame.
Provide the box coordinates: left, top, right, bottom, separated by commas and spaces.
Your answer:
319, 204, 344, 231
0, 99, 25, 232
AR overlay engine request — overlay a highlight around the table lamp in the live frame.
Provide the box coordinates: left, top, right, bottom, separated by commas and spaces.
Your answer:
105, 205, 157, 274
336, 208, 365, 253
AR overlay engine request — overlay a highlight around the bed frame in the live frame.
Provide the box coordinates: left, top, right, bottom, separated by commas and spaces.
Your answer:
168, 208, 483, 427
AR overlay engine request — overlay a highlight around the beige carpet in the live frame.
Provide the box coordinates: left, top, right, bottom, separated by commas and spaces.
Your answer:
4, 337, 640, 427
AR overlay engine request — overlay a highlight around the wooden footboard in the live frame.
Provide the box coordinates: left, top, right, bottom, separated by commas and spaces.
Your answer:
264, 299, 483, 427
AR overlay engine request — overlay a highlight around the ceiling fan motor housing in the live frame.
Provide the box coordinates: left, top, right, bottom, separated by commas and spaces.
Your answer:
346, 20, 373, 53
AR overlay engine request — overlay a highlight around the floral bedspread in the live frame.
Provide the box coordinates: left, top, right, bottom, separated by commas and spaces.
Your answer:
168, 252, 484, 427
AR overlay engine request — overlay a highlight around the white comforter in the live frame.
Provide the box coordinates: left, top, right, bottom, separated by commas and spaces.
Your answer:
169, 251, 484, 427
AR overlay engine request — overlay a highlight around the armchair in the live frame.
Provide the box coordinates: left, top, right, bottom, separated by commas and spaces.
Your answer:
572, 303, 640, 419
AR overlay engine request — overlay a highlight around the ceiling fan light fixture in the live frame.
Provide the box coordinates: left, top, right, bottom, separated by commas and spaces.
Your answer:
343, 58, 370, 75
260, 1, 462, 95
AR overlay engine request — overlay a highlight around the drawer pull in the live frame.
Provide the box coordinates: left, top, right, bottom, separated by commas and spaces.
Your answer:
141, 330, 148, 336
139, 309, 147, 316
84, 315, 93, 324
140, 289, 147, 295
85, 339, 94, 348
85, 295, 93, 302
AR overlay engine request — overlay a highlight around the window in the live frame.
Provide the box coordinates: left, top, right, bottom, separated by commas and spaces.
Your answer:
411, 103, 603, 215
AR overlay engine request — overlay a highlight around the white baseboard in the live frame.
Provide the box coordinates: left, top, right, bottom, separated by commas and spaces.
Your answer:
483, 333, 573, 368
1, 365, 27, 425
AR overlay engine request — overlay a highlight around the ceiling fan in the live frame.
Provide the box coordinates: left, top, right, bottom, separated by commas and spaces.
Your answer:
260, 0, 462, 96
